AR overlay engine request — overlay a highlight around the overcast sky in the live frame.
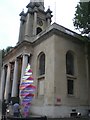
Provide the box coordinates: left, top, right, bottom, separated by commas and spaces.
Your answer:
0, 0, 80, 50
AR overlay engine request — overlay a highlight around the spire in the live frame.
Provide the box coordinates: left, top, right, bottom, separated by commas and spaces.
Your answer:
19, 9, 26, 23
46, 6, 53, 24
18, 0, 53, 43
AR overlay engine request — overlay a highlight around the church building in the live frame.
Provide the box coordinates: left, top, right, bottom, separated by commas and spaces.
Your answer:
0, 0, 90, 118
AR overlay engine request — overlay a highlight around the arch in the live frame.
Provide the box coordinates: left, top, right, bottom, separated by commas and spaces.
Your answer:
36, 27, 42, 35
66, 50, 75, 75
38, 52, 45, 76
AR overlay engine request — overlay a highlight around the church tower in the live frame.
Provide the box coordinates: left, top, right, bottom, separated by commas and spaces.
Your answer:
18, 0, 53, 43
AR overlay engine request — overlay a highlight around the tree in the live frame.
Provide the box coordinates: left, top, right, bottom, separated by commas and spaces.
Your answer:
73, 2, 90, 35
2, 46, 13, 58
5, 46, 13, 53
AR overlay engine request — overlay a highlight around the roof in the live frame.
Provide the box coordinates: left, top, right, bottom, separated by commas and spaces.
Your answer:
3, 22, 90, 58
31, 22, 89, 44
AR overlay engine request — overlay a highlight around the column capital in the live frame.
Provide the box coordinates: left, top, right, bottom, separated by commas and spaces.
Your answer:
3, 64, 8, 68
18, 53, 31, 59
2, 65, 5, 69
14, 57, 20, 61
10, 61, 14, 65
22, 53, 30, 57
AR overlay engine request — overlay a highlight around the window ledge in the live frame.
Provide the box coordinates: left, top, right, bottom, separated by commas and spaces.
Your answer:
67, 94, 75, 97
37, 74, 45, 80
66, 74, 77, 79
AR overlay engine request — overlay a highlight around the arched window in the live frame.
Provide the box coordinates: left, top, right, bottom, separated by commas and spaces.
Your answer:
38, 52, 45, 76
37, 52, 45, 96
36, 27, 42, 35
66, 51, 74, 75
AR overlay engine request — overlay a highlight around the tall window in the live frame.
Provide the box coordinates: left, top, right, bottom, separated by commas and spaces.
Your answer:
66, 51, 74, 75
37, 52, 45, 96
66, 50, 76, 96
67, 79, 74, 95
38, 52, 45, 76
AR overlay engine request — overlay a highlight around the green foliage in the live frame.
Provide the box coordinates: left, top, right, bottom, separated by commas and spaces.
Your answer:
2, 46, 13, 58
73, 2, 90, 34
6, 46, 13, 53
2, 49, 5, 58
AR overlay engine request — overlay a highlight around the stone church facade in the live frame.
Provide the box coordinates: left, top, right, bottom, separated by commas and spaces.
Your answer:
0, 0, 90, 118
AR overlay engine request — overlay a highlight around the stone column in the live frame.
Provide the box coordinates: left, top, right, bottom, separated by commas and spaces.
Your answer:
20, 54, 28, 82
18, 22, 23, 43
11, 58, 19, 97
18, 10, 26, 43
33, 7, 38, 36
5, 63, 11, 101
47, 18, 51, 26
24, 13, 31, 40
0, 66, 6, 101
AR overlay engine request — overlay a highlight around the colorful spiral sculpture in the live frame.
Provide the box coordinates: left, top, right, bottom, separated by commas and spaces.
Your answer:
19, 64, 36, 117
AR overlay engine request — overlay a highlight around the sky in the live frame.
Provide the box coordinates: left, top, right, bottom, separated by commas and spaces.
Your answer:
0, 0, 80, 50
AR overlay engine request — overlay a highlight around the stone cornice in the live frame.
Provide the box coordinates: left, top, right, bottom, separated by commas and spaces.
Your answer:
3, 23, 90, 63
31, 23, 89, 46
3, 41, 32, 62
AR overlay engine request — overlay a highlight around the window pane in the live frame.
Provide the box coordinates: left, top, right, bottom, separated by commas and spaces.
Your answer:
39, 53, 45, 75
38, 80, 44, 95
67, 80, 74, 95
66, 52, 74, 75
